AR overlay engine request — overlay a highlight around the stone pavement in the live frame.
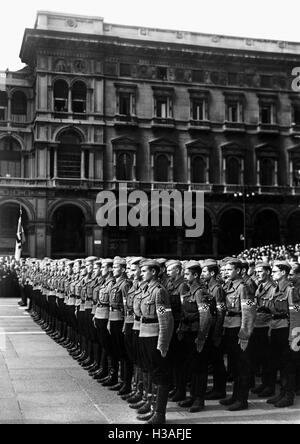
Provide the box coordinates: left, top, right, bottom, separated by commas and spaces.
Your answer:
0, 298, 299, 424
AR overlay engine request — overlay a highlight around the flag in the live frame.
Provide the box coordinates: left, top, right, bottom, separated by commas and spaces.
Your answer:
15, 208, 25, 261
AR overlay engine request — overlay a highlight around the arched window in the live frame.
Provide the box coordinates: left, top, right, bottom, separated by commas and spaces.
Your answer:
53, 80, 68, 113
191, 155, 207, 183
0, 91, 8, 121
116, 152, 133, 181
57, 131, 82, 178
226, 156, 240, 185
0, 137, 21, 177
154, 154, 169, 182
71, 81, 87, 115
260, 158, 274, 186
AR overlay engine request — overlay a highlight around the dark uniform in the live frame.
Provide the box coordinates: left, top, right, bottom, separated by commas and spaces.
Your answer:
221, 259, 256, 410
139, 260, 174, 424
249, 263, 276, 396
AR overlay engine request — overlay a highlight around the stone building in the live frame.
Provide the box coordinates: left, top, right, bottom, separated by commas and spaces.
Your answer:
0, 10, 300, 259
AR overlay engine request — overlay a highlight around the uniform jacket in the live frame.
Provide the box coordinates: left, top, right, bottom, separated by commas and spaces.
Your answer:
269, 278, 293, 330
224, 278, 256, 340
254, 279, 276, 328
139, 279, 174, 356
168, 276, 189, 322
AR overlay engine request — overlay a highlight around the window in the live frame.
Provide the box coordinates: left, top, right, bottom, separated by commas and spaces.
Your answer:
119, 93, 131, 116
226, 157, 241, 185
155, 98, 168, 118
154, 154, 170, 182
156, 67, 168, 81
191, 99, 206, 121
258, 96, 277, 124
292, 104, 300, 125
227, 102, 238, 122
191, 156, 207, 183
116, 152, 133, 181
260, 104, 272, 124
53, 80, 68, 113
152, 87, 174, 121
120, 63, 131, 77
260, 158, 274, 186
0, 91, 8, 121
11, 91, 27, 115
226, 100, 243, 122
0, 137, 21, 177
115, 84, 137, 119
71, 81, 87, 114
57, 131, 83, 179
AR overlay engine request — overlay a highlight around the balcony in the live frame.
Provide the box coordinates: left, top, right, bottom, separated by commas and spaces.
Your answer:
222, 121, 246, 133
188, 120, 211, 131
0, 177, 49, 187
114, 114, 138, 127
188, 183, 212, 192
257, 123, 279, 134
151, 117, 175, 128
290, 123, 300, 135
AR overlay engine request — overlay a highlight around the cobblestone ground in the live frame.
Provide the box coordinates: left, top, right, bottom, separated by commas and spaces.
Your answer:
0, 298, 299, 424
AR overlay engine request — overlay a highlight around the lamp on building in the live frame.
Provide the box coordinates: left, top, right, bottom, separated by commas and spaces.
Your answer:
234, 188, 257, 251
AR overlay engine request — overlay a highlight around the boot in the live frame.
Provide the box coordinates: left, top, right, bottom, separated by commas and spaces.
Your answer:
267, 391, 285, 405
137, 408, 154, 421
189, 398, 205, 413
178, 397, 194, 408
102, 370, 118, 387
147, 385, 169, 424
227, 400, 248, 411
219, 396, 236, 406
170, 390, 186, 403
129, 399, 146, 410
137, 398, 151, 414
93, 368, 109, 380
117, 361, 133, 396
274, 393, 294, 408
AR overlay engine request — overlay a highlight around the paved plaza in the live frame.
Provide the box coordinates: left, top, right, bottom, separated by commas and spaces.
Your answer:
0, 298, 299, 424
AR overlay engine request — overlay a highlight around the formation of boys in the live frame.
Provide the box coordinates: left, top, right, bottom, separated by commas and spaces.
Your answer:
9, 252, 300, 424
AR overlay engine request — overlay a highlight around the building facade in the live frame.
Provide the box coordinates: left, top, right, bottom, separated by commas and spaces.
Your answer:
1, 11, 300, 259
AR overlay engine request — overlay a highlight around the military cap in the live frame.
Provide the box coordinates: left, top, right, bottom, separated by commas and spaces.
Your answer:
226, 258, 242, 267
113, 257, 127, 266
166, 259, 181, 268
131, 257, 144, 265
255, 261, 271, 269
140, 259, 160, 268
85, 256, 98, 262
156, 258, 167, 265
273, 260, 291, 271
94, 260, 102, 266
202, 259, 218, 268
102, 258, 114, 266
185, 260, 201, 269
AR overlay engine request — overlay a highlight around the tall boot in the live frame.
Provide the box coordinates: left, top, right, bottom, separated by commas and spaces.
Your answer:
88, 343, 101, 373
118, 360, 133, 396
147, 385, 169, 424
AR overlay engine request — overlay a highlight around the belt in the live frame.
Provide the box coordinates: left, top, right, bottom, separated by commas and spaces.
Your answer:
272, 314, 288, 320
226, 311, 241, 317
134, 315, 140, 321
110, 306, 123, 312
98, 303, 109, 308
141, 318, 158, 324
